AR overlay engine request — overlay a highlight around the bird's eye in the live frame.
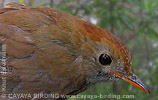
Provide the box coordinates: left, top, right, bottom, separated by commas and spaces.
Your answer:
99, 54, 112, 66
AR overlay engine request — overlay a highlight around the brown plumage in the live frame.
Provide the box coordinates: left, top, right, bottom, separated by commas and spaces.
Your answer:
0, 3, 149, 100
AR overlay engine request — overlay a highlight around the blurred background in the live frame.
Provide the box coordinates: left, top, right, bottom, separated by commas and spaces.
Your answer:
0, 0, 158, 100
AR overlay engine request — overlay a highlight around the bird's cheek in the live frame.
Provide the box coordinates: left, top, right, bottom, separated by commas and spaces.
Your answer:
101, 66, 111, 73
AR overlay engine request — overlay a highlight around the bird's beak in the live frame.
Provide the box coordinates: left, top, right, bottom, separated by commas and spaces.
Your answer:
108, 70, 150, 94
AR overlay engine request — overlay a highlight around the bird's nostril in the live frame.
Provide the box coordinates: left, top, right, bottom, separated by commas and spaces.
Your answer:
131, 76, 136, 80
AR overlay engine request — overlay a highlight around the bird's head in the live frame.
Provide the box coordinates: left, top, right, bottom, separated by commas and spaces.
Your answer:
79, 22, 150, 94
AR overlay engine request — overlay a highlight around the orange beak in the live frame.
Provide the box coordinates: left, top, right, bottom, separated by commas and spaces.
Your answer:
108, 71, 150, 94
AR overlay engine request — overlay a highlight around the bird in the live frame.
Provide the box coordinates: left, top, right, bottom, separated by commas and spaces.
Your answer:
0, 2, 150, 100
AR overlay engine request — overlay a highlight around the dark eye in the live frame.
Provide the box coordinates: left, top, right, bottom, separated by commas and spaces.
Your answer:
99, 54, 112, 66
